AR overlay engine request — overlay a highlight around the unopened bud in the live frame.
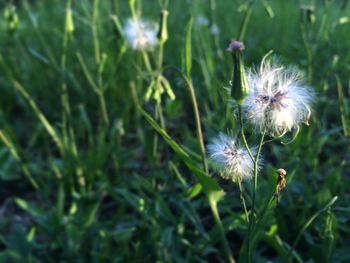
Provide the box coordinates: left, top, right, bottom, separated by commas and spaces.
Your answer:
300, 5, 315, 24
65, 8, 74, 33
4, 4, 19, 33
227, 40, 249, 105
158, 10, 169, 44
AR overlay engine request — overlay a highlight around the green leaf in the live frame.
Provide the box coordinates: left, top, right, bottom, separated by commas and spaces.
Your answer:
15, 198, 44, 219
139, 107, 224, 205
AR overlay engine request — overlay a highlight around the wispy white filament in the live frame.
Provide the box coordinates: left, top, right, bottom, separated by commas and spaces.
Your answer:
207, 134, 260, 181
242, 59, 314, 136
123, 18, 158, 51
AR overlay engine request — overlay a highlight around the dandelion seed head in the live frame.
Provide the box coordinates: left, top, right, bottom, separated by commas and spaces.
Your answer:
123, 18, 158, 51
210, 24, 220, 35
195, 15, 209, 27
242, 59, 314, 136
207, 134, 261, 181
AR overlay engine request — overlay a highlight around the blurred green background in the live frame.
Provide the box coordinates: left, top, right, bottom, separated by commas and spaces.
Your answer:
0, 0, 349, 262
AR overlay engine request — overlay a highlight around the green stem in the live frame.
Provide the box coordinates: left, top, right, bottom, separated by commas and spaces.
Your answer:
210, 202, 236, 263
61, 0, 73, 147
300, 23, 313, 84
238, 179, 249, 223
142, 51, 153, 73
184, 77, 208, 174
98, 91, 109, 126
92, 0, 101, 64
247, 130, 265, 262
0, 131, 39, 190
256, 194, 275, 225
238, 106, 254, 161
158, 41, 164, 70
238, 1, 253, 42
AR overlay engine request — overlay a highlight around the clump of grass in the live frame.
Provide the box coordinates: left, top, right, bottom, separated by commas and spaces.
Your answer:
0, 0, 349, 262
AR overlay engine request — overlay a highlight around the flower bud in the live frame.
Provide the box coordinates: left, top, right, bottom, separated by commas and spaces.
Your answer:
157, 10, 169, 44
227, 40, 249, 105
65, 8, 74, 34
4, 4, 19, 33
300, 5, 315, 24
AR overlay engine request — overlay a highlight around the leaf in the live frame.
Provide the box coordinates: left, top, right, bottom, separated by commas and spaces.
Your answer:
139, 107, 225, 205
15, 198, 44, 219
186, 183, 202, 199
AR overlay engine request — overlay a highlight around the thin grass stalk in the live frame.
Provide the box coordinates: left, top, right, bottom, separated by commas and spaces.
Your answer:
184, 77, 209, 174
11, 80, 64, 155
92, 0, 101, 64
23, 0, 58, 68
300, 25, 313, 84
97, 55, 110, 126
285, 196, 338, 262
0, 131, 39, 190
76, 53, 109, 126
61, 0, 75, 151
0, 54, 64, 155
210, 202, 236, 263
247, 130, 265, 263
238, 106, 254, 160
238, 1, 253, 42
210, 0, 223, 59
335, 74, 349, 137
256, 193, 275, 225
237, 179, 249, 223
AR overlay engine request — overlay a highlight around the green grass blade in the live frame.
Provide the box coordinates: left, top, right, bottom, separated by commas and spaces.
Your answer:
139, 106, 224, 204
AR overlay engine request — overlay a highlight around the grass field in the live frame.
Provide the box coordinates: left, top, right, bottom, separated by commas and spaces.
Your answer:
0, 0, 349, 262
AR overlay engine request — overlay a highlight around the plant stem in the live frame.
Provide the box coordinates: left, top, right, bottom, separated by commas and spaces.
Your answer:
247, 130, 265, 262
184, 77, 209, 174
210, 202, 236, 263
92, 0, 101, 64
238, 106, 254, 161
0, 131, 39, 190
238, 1, 253, 42
238, 179, 249, 223
256, 193, 275, 225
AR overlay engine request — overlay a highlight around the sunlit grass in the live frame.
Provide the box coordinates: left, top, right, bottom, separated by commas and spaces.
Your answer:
0, 0, 349, 262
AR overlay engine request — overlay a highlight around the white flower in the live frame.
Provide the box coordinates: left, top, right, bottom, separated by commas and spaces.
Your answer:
207, 134, 259, 181
210, 24, 220, 35
123, 18, 158, 51
242, 59, 313, 136
195, 15, 209, 27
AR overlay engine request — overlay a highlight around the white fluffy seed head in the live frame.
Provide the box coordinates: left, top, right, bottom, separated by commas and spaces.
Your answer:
207, 134, 260, 181
242, 59, 314, 136
123, 18, 158, 51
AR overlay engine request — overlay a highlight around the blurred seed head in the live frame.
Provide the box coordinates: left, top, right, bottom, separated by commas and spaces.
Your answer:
123, 18, 158, 51
195, 14, 209, 27
242, 57, 314, 136
207, 133, 261, 181
210, 24, 220, 35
